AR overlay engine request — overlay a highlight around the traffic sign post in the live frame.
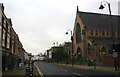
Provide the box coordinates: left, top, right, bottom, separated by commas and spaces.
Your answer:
113, 52, 118, 57
113, 50, 118, 71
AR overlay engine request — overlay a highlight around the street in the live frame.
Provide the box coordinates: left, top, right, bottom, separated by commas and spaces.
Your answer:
35, 62, 119, 77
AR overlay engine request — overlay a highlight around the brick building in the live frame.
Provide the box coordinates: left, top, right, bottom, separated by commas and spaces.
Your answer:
0, 3, 26, 71
73, 7, 120, 66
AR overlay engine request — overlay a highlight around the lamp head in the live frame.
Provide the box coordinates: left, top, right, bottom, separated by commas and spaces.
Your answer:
99, 4, 104, 9
66, 32, 68, 35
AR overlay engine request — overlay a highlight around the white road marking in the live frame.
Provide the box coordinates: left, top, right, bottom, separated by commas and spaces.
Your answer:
73, 72, 82, 75
73, 72, 88, 77
59, 69, 68, 72
63, 69, 68, 72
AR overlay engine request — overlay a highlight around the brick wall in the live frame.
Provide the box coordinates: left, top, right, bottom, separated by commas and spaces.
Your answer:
102, 54, 120, 67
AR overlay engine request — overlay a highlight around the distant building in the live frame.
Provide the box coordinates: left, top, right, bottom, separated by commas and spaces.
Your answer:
40, 52, 42, 57
46, 49, 52, 59
49, 46, 63, 59
73, 6, 120, 66
63, 42, 72, 56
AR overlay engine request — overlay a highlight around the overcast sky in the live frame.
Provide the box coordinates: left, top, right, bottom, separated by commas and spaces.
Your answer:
1, 0, 119, 55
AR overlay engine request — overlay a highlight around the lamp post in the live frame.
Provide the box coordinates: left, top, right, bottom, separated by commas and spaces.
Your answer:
66, 29, 74, 67
99, 1, 117, 71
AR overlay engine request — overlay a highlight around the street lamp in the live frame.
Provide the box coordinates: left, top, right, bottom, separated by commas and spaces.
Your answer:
66, 29, 74, 66
53, 42, 58, 46
99, 1, 117, 71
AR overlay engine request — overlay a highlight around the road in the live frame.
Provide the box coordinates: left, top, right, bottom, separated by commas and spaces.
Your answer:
35, 62, 119, 77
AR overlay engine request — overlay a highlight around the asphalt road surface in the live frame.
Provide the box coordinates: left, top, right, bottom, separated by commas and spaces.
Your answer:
35, 62, 119, 77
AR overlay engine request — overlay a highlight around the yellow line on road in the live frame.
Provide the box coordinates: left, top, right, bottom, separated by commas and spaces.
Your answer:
34, 63, 44, 77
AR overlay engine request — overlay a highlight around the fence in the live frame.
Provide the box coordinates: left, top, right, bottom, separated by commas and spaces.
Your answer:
2, 49, 18, 71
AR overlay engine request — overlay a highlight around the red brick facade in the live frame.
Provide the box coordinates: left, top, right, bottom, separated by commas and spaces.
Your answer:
102, 54, 120, 66
73, 7, 120, 67
0, 3, 25, 61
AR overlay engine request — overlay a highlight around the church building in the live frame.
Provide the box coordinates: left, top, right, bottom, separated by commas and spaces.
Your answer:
73, 6, 120, 66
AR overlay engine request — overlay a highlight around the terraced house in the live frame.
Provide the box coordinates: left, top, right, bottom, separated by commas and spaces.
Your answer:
0, 3, 26, 71
73, 7, 120, 66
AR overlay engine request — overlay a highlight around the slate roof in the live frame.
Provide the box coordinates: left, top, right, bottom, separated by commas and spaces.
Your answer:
79, 11, 120, 31
88, 36, 120, 44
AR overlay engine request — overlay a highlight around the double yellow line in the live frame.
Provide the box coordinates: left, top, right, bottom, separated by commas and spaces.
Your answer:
34, 63, 44, 77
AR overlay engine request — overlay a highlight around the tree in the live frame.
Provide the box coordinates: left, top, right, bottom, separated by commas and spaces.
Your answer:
55, 47, 70, 63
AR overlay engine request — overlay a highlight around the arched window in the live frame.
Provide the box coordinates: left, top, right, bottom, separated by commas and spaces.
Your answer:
91, 31, 93, 35
77, 47, 82, 58
88, 43, 91, 55
76, 23, 82, 44
101, 46, 106, 54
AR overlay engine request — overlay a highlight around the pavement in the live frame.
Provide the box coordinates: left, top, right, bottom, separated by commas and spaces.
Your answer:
2, 64, 39, 77
50, 63, 120, 75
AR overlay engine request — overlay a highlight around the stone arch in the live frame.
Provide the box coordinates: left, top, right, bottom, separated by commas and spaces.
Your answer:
77, 47, 82, 58
75, 23, 82, 44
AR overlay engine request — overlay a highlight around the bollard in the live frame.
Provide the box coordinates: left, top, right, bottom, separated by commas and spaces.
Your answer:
93, 59, 96, 69
26, 66, 30, 75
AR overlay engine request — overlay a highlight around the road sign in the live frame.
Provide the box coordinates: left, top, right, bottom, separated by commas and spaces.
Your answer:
109, 50, 113, 54
113, 52, 118, 57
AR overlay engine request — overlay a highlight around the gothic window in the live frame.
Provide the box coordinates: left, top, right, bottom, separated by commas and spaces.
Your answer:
91, 31, 93, 35
95, 31, 98, 36
76, 23, 82, 44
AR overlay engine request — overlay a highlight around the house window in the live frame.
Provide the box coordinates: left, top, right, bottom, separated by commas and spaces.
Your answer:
102, 31, 105, 36
7, 34, 10, 49
2, 29, 6, 47
12, 41, 14, 53
116, 32, 118, 36
8, 26, 10, 33
3, 20, 6, 28
0, 17, 1, 22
